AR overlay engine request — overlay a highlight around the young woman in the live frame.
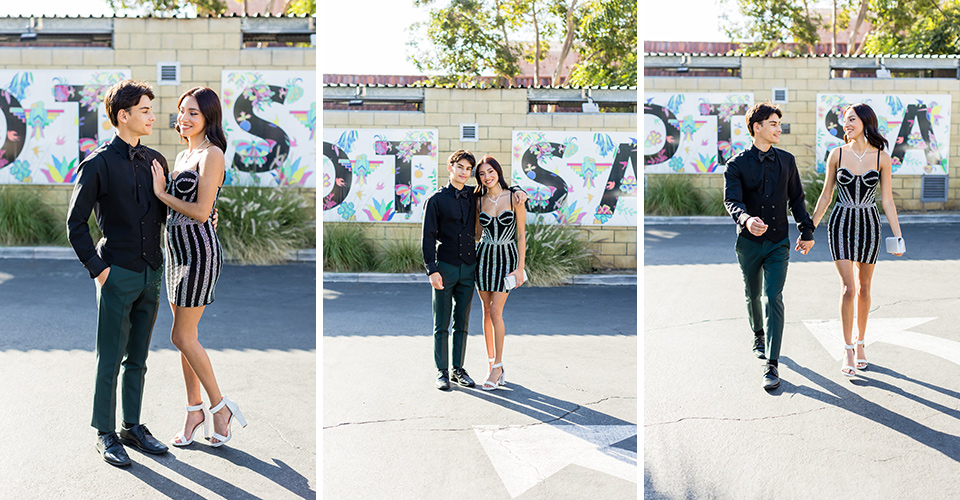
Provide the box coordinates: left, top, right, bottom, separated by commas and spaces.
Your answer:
473, 156, 526, 390
811, 103, 904, 377
150, 86, 246, 447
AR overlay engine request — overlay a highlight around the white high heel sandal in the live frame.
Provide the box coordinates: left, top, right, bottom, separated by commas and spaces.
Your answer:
482, 363, 506, 391
841, 344, 856, 377
171, 402, 209, 446
855, 339, 868, 370
208, 397, 247, 447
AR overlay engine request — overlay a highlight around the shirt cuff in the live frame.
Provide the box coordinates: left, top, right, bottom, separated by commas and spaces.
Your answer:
425, 263, 439, 276
737, 213, 751, 227
84, 257, 108, 280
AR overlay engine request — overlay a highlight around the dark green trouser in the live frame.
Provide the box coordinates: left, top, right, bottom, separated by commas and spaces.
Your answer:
91, 264, 162, 433
735, 236, 790, 362
432, 260, 476, 371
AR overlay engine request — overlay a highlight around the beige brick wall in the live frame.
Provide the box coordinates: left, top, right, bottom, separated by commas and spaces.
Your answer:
0, 17, 316, 222
323, 88, 638, 269
646, 56, 960, 210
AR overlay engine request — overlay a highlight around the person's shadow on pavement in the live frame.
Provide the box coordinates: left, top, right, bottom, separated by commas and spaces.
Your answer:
458, 381, 637, 463
129, 446, 315, 499
778, 356, 960, 462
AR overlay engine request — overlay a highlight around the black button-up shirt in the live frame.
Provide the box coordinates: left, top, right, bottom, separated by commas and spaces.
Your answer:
67, 135, 169, 279
723, 145, 815, 243
421, 183, 477, 275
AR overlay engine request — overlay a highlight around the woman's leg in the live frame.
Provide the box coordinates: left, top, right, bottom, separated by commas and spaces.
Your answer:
171, 303, 204, 444
854, 262, 876, 365
485, 292, 510, 385
834, 260, 857, 374
170, 304, 232, 443
478, 290, 495, 371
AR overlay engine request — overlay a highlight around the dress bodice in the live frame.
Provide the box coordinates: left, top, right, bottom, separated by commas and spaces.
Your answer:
166, 169, 219, 226
479, 210, 516, 245
835, 167, 879, 208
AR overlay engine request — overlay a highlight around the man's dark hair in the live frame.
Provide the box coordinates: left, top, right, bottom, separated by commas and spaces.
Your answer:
104, 80, 155, 127
447, 149, 476, 168
745, 102, 782, 138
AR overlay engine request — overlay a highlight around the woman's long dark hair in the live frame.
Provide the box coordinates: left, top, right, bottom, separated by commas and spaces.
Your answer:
176, 86, 228, 153
473, 156, 510, 241
473, 156, 510, 196
844, 103, 888, 151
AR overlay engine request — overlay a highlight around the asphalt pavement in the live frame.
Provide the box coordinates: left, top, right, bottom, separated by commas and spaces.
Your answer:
644, 222, 960, 499
322, 281, 638, 500
0, 258, 316, 499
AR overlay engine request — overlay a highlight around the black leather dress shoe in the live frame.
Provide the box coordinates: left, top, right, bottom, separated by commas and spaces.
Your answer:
436, 369, 450, 390
119, 424, 168, 455
450, 367, 475, 387
762, 363, 780, 390
753, 333, 766, 359
97, 432, 131, 467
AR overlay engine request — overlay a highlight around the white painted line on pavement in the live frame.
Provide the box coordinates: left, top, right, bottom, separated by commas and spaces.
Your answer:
801, 317, 960, 366
473, 424, 636, 498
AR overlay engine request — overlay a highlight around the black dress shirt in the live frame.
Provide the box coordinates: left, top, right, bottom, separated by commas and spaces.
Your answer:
723, 144, 815, 243
421, 183, 477, 275
67, 135, 169, 279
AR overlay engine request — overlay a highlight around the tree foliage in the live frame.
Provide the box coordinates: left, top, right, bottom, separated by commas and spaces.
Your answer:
408, 0, 636, 86
864, 0, 960, 54
107, 0, 315, 15
721, 0, 824, 55
565, 0, 636, 86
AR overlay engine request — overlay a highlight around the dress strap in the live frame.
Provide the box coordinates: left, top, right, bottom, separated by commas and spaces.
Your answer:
838, 146, 842, 172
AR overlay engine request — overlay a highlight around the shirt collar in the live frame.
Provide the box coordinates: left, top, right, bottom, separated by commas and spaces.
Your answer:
446, 183, 472, 198
752, 144, 776, 162
110, 135, 143, 159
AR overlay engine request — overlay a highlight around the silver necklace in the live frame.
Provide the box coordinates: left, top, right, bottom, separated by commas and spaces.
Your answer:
486, 189, 504, 205
183, 138, 210, 164
851, 143, 869, 162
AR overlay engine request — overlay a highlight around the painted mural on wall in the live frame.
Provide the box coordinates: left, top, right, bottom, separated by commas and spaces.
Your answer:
322, 128, 439, 223
815, 93, 951, 175
0, 70, 130, 184
221, 70, 316, 187
510, 130, 637, 226
644, 92, 754, 174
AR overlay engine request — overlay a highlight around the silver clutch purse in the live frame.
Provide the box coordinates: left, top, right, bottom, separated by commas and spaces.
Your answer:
503, 270, 528, 290
885, 236, 905, 254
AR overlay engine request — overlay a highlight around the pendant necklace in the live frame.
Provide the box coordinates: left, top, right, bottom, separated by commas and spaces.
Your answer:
486, 189, 504, 205
184, 138, 210, 165
851, 143, 869, 162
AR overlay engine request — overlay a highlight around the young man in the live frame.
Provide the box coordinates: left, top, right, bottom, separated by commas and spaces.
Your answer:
67, 80, 170, 467
723, 103, 815, 391
421, 150, 525, 390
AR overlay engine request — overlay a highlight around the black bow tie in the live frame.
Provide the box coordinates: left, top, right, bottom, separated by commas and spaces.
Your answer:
129, 144, 146, 161
758, 148, 775, 163
455, 187, 470, 198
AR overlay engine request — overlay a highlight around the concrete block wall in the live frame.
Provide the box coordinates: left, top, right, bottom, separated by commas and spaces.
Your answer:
323, 87, 639, 270
0, 17, 317, 219
646, 56, 960, 211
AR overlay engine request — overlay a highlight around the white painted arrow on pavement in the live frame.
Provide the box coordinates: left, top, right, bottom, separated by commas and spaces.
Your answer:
474, 424, 636, 498
802, 317, 960, 366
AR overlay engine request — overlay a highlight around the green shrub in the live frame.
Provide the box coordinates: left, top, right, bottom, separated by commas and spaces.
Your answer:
644, 175, 705, 216
377, 238, 423, 273
322, 223, 376, 271
216, 186, 316, 265
0, 187, 65, 245
523, 218, 595, 286
702, 188, 729, 216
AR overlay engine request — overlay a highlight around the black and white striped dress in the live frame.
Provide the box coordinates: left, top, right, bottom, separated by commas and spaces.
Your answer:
476, 210, 519, 293
164, 168, 222, 307
828, 148, 881, 264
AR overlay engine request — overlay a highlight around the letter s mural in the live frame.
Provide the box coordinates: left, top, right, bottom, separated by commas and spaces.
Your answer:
221, 70, 316, 187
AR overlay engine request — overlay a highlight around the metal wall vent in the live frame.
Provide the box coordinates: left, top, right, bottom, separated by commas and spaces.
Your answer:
460, 123, 479, 142
772, 87, 788, 104
157, 62, 180, 86
920, 175, 948, 202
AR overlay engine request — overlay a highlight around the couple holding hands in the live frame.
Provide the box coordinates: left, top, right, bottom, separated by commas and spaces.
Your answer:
724, 102, 904, 390
67, 79, 245, 467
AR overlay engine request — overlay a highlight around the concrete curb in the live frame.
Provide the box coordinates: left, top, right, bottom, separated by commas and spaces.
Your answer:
644, 214, 960, 225
0, 246, 317, 263
321, 272, 637, 286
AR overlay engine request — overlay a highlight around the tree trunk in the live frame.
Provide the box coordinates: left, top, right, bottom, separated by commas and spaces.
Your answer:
832, 0, 837, 55
845, 0, 869, 56
532, 0, 541, 85
551, 0, 578, 86
494, 0, 515, 86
